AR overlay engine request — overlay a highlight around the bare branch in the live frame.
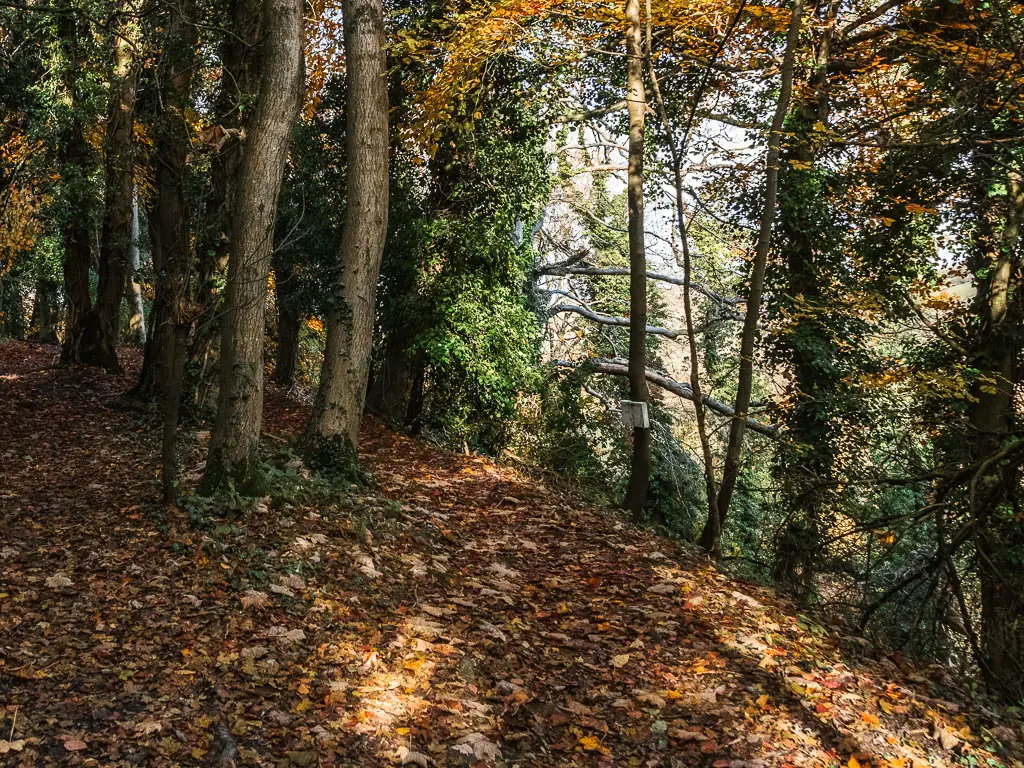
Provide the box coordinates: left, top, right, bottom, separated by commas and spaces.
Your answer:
554, 357, 779, 437
548, 303, 680, 339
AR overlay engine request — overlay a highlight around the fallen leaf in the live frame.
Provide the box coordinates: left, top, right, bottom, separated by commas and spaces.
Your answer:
935, 726, 960, 751
46, 574, 72, 588
861, 711, 881, 727
240, 590, 270, 609
611, 653, 630, 669
0, 740, 26, 754
280, 573, 305, 590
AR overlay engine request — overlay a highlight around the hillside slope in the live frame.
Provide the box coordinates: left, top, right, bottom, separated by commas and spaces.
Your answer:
0, 340, 1021, 767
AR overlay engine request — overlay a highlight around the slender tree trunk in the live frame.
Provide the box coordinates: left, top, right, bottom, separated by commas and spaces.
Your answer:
79, 4, 141, 371
203, 0, 303, 491
645, 0, 746, 541
57, 9, 94, 364
700, 0, 805, 556
272, 247, 300, 387
132, 2, 197, 402
304, 0, 390, 457
621, 0, 652, 524
30, 279, 60, 344
124, 190, 146, 345
367, 330, 416, 427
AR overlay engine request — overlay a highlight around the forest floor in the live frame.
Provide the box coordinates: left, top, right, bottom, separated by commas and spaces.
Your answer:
0, 340, 1022, 768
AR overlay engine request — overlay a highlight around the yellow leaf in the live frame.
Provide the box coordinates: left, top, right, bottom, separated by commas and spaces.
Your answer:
611, 653, 630, 669
579, 735, 601, 751
849, 757, 861, 768
861, 711, 881, 727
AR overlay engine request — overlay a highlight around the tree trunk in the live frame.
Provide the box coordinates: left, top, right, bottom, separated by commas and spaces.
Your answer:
769, 5, 838, 595
700, 0, 805, 556
78, 4, 141, 371
621, 0, 653, 525
188, 0, 265, 386
969, 170, 1024, 702
124, 191, 146, 345
367, 331, 417, 428
303, 0, 390, 459
202, 0, 303, 492
57, 9, 94, 365
132, 2, 198, 403
30, 279, 60, 344
273, 247, 300, 387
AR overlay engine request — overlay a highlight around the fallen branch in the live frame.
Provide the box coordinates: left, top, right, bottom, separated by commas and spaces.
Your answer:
554, 357, 779, 437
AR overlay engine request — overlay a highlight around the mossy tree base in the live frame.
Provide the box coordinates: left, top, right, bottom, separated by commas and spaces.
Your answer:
299, 432, 368, 486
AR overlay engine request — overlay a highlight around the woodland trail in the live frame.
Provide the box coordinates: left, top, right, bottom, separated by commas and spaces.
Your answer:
0, 340, 1021, 768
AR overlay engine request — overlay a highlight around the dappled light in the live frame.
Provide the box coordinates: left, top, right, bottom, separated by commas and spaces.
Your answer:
2, 342, 1020, 766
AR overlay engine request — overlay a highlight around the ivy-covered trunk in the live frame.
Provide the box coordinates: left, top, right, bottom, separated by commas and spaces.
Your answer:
968, 168, 1024, 702
770, 9, 838, 596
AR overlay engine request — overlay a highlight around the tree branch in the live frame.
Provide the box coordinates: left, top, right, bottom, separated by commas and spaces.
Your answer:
540, 263, 743, 312
554, 357, 779, 437
548, 303, 680, 338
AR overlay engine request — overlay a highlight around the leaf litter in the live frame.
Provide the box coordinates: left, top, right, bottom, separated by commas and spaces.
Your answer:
0, 340, 1022, 767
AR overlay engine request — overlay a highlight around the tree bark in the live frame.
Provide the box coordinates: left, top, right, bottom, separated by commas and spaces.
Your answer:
203, 0, 304, 491
304, 0, 390, 457
57, 8, 95, 365
367, 330, 417, 428
133, 1, 197, 402
621, 0, 653, 525
700, 0, 805, 556
189, 0, 265, 384
79, 3, 141, 371
30, 279, 60, 344
272, 247, 300, 387
124, 191, 146, 345
969, 169, 1024, 702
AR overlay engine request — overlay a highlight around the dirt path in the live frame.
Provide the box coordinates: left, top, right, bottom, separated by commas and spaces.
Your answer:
0, 342, 1019, 767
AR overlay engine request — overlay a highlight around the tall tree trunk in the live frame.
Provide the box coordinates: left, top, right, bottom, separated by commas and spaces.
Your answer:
304, 0, 390, 458
621, 0, 653, 525
124, 190, 146, 345
272, 247, 300, 387
969, 170, 1024, 702
78, 4, 141, 371
189, 0, 265, 384
132, 0, 197, 401
57, 9, 94, 365
202, 0, 304, 491
700, 0, 805, 556
770, 4, 838, 595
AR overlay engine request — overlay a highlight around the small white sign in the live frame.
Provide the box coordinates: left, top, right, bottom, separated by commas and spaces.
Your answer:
620, 400, 650, 429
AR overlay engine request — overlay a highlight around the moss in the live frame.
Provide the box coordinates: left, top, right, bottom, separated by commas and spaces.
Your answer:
301, 433, 369, 486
